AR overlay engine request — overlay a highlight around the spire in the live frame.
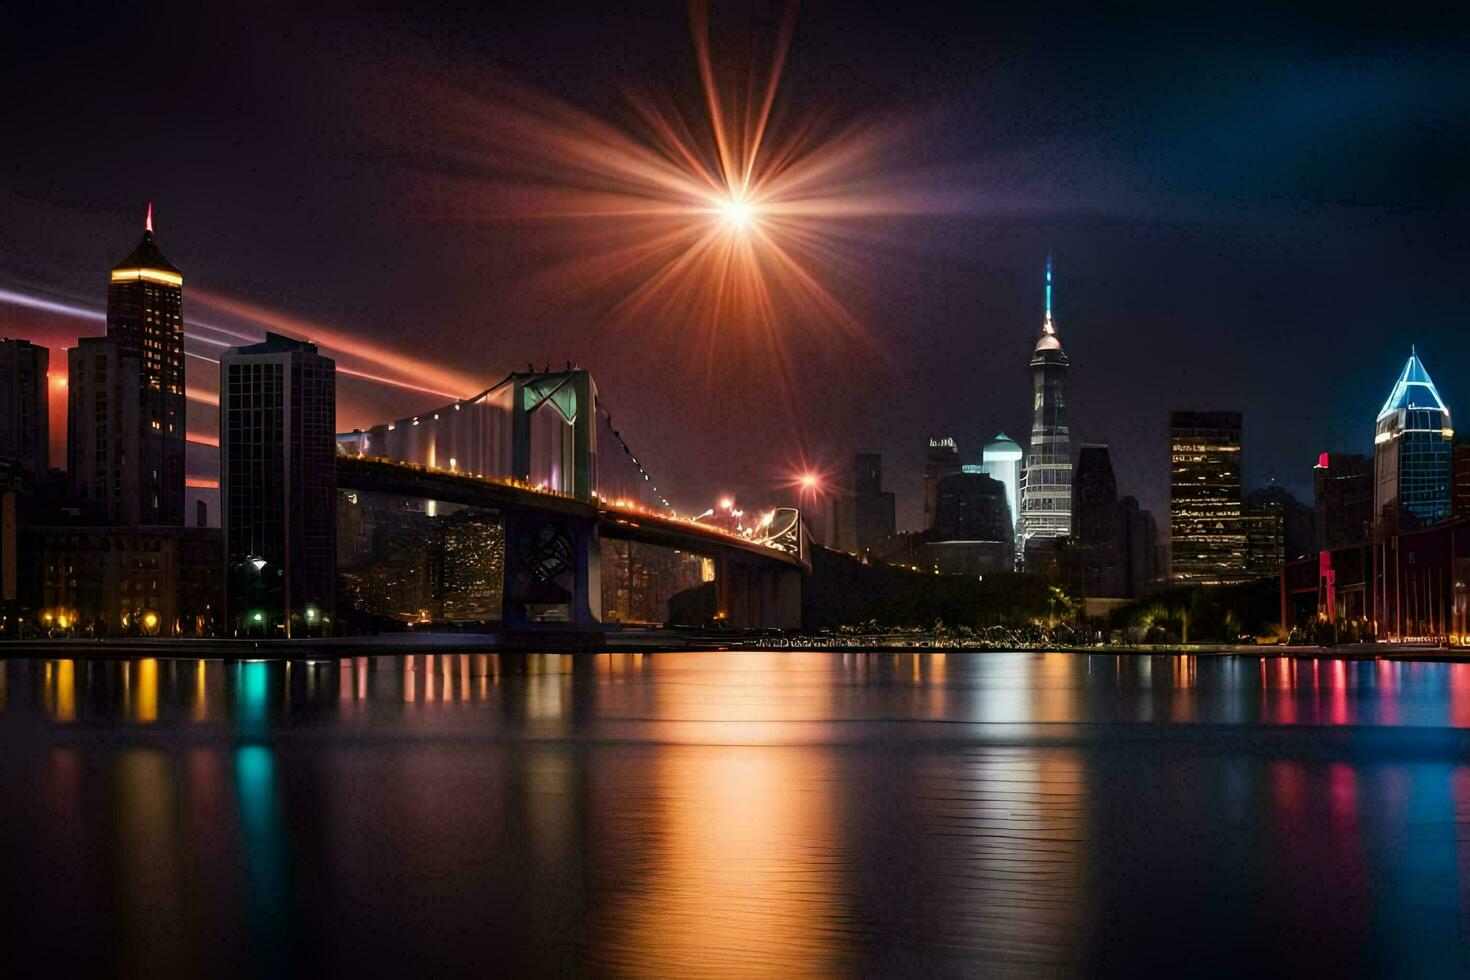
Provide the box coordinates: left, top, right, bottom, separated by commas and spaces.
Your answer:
1042, 251, 1055, 335
145, 201, 153, 235
1377, 346, 1449, 421
1033, 251, 1063, 353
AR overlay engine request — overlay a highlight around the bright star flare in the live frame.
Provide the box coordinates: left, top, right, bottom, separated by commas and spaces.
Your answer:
392, 2, 937, 375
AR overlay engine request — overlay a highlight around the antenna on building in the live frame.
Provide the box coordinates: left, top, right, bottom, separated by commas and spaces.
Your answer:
1042, 251, 1055, 335
145, 201, 154, 235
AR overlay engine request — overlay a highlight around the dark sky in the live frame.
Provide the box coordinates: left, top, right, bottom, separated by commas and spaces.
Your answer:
3, 1, 1468, 529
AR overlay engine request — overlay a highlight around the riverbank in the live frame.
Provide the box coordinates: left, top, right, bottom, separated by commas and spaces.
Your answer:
1, 634, 1465, 662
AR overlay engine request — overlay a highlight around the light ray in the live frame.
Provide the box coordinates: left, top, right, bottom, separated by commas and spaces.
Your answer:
390, 0, 944, 393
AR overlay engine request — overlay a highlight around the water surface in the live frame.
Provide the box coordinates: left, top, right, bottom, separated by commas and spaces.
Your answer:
2, 651, 1469, 977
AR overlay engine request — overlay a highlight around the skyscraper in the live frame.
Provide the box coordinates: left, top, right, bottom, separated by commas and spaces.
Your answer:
1374, 347, 1452, 534
69, 206, 186, 525
1018, 253, 1072, 562
1072, 445, 1119, 547
981, 432, 1023, 538
831, 452, 896, 554
923, 436, 961, 530
923, 472, 1013, 575
1067, 444, 1124, 596
0, 338, 49, 486
1169, 410, 1246, 583
222, 332, 337, 636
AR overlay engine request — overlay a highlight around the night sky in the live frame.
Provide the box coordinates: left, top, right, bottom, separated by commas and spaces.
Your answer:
3, 1, 1467, 529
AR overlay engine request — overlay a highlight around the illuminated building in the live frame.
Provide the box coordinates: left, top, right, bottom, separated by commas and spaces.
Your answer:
68, 207, 186, 525
21, 524, 222, 636
922, 472, 1013, 575
337, 488, 503, 627
599, 538, 710, 625
1373, 346, 1452, 533
222, 333, 336, 636
1169, 410, 1246, 584
980, 433, 1023, 538
1018, 254, 1072, 563
1313, 452, 1372, 551
923, 437, 961, 530
1371, 348, 1455, 637
0, 338, 49, 487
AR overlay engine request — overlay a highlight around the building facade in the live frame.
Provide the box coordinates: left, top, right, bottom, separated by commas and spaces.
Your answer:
923, 472, 1013, 575
221, 333, 337, 636
1314, 452, 1373, 551
831, 452, 896, 555
1066, 444, 1124, 596
23, 525, 222, 636
923, 437, 961, 531
1374, 347, 1452, 534
1169, 410, 1246, 584
0, 338, 49, 487
1118, 496, 1159, 597
68, 208, 186, 525
1018, 254, 1072, 562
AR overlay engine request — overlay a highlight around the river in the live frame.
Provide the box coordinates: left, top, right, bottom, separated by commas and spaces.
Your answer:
1, 651, 1468, 977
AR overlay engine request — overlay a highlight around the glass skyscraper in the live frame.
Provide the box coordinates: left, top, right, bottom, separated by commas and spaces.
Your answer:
1374, 347, 1452, 533
1169, 410, 1246, 584
1018, 254, 1072, 562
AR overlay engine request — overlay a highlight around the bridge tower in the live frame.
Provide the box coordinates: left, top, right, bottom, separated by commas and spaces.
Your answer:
510, 369, 598, 501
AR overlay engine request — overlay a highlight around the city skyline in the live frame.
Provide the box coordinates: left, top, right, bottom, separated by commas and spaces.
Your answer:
4, 3, 1466, 529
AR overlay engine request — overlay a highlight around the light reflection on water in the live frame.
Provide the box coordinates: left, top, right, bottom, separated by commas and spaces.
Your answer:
1, 651, 1470, 977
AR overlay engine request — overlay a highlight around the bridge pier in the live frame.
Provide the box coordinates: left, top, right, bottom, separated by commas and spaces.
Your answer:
501, 508, 602, 625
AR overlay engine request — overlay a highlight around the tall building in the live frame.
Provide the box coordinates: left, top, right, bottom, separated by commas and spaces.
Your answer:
1374, 347, 1452, 534
980, 432, 1023, 538
1118, 496, 1159, 597
1072, 445, 1119, 547
1066, 444, 1123, 596
831, 452, 896, 555
222, 333, 337, 636
1314, 452, 1373, 551
1169, 410, 1246, 584
1018, 253, 1072, 562
0, 338, 49, 486
923, 437, 961, 530
68, 206, 186, 525
923, 472, 1013, 575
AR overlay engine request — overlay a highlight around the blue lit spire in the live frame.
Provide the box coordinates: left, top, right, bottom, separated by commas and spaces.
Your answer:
1043, 251, 1054, 334
1377, 346, 1449, 421
1034, 251, 1062, 352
